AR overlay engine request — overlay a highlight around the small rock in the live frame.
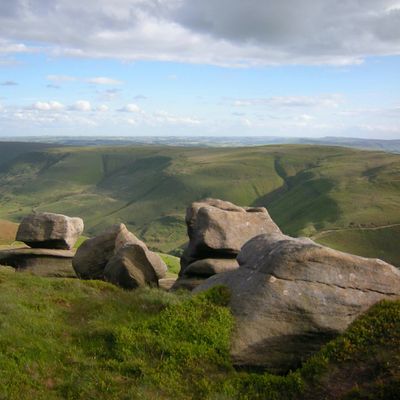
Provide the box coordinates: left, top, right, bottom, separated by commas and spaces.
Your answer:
104, 244, 159, 289
184, 258, 239, 277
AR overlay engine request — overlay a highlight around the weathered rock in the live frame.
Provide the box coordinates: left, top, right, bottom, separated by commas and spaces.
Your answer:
73, 224, 124, 279
174, 199, 281, 290
115, 224, 147, 252
184, 258, 239, 277
195, 233, 400, 373
0, 247, 76, 277
184, 198, 281, 262
115, 225, 167, 279
72, 223, 167, 281
103, 244, 159, 289
16, 212, 84, 250
187, 199, 281, 255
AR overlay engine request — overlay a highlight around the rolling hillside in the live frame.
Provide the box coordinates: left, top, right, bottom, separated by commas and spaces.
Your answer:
0, 220, 18, 246
0, 142, 399, 266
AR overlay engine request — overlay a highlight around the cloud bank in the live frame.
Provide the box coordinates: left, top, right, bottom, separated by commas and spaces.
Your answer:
0, 0, 399, 66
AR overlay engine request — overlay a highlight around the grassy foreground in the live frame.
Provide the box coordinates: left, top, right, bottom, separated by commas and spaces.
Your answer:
0, 269, 398, 400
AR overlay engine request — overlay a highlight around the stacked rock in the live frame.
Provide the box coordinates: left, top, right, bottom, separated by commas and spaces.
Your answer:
172, 198, 282, 290
72, 223, 167, 289
0, 212, 84, 277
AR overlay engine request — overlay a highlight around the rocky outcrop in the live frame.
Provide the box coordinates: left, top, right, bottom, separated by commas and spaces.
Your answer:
173, 198, 281, 289
73, 224, 124, 280
16, 212, 84, 250
0, 247, 76, 277
0, 212, 82, 276
72, 224, 167, 288
195, 233, 400, 373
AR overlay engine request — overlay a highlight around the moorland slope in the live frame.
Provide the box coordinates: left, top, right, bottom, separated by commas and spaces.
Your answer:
0, 143, 399, 265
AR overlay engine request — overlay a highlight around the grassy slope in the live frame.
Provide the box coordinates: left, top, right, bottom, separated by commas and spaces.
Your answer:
0, 270, 398, 400
0, 143, 399, 265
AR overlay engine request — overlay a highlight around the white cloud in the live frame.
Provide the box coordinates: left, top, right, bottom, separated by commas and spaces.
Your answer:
0, 39, 36, 54
232, 95, 342, 108
87, 77, 123, 85
97, 104, 109, 112
0, 1, 399, 66
32, 101, 64, 111
119, 103, 142, 113
153, 110, 201, 125
71, 100, 92, 112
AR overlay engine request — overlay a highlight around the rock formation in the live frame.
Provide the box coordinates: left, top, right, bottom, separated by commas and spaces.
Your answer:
0, 248, 76, 277
195, 232, 400, 373
173, 198, 281, 290
0, 212, 83, 277
16, 212, 84, 250
72, 223, 167, 288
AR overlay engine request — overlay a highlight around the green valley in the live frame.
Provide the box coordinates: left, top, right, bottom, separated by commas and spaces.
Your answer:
0, 142, 399, 266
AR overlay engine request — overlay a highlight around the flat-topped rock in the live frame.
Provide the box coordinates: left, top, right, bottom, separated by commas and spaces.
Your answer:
17, 212, 83, 250
195, 233, 400, 373
0, 247, 76, 277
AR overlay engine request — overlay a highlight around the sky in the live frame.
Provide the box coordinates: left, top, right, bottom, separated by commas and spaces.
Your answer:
0, 0, 400, 138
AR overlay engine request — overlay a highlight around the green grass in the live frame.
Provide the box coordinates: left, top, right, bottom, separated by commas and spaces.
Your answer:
0, 143, 399, 265
316, 225, 400, 267
0, 270, 233, 399
0, 270, 398, 399
158, 253, 180, 277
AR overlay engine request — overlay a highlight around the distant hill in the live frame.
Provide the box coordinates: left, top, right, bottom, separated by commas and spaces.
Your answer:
1, 136, 400, 153
0, 142, 399, 266
0, 142, 55, 168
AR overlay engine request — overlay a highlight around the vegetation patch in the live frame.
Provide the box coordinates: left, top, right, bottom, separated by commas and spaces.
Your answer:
1, 144, 399, 263
0, 269, 398, 399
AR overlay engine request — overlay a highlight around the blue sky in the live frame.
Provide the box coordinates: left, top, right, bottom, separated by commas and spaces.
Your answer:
1, 0, 400, 138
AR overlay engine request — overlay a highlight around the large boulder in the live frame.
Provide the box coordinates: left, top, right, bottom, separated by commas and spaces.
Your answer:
173, 198, 281, 290
16, 212, 84, 250
73, 224, 124, 279
195, 233, 400, 373
104, 244, 159, 289
0, 247, 76, 277
72, 223, 167, 282
185, 199, 281, 260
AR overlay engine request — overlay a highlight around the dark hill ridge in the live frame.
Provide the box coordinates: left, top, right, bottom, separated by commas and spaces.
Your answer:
0, 142, 399, 266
